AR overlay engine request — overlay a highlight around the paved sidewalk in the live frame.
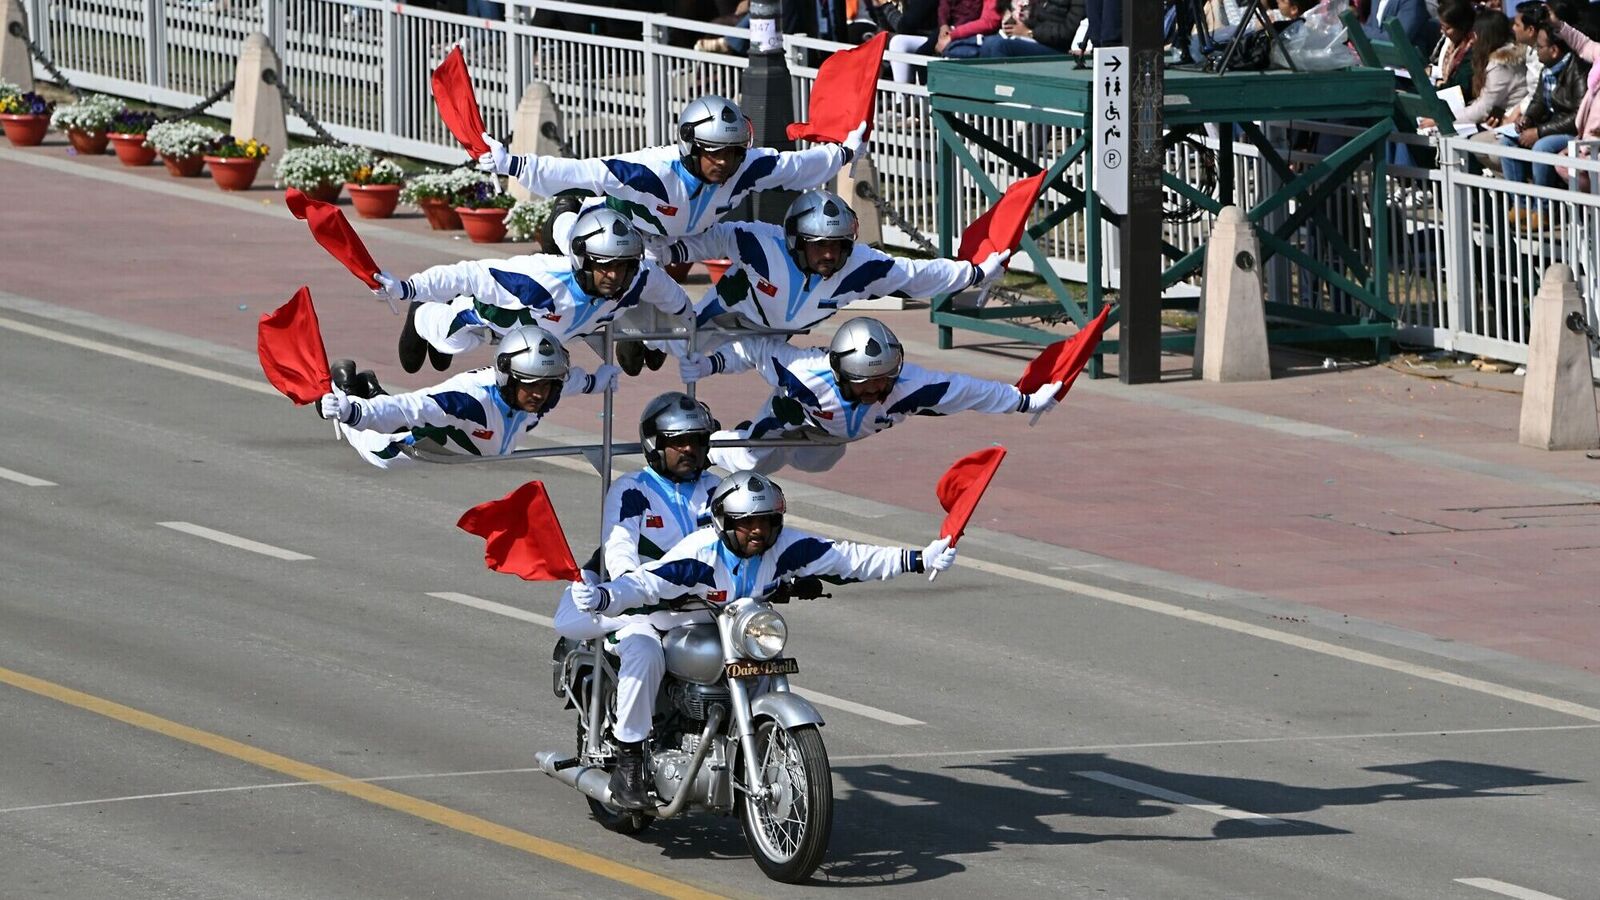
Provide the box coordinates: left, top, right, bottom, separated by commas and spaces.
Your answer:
6, 140, 1600, 677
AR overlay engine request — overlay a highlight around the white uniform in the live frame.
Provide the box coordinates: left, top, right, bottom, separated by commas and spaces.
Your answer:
556, 524, 929, 743
662, 220, 983, 343
551, 467, 719, 744
334, 365, 603, 469
400, 253, 690, 357
508, 144, 851, 240
703, 336, 1039, 473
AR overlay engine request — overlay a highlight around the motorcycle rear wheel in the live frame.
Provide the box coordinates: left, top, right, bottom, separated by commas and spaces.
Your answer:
739, 721, 833, 883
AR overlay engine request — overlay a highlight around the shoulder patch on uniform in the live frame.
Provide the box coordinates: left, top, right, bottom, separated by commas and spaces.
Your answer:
886, 382, 950, 417
775, 537, 834, 575
430, 390, 490, 427
488, 269, 557, 311
603, 158, 671, 203
619, 487, 651, 520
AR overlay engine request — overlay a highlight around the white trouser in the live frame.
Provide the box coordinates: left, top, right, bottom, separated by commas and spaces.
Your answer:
413, 296, 496, 354
888, 33, 929, 85
338, 425, 415, 469
708, 426, 850, 475
554, 587, 665, 745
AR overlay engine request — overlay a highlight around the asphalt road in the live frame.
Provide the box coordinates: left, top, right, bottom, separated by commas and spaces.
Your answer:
1, 310, 1597, 900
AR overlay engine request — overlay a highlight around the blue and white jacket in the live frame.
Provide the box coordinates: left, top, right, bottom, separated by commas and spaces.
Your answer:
708, 336, 1039, 443
661, 220, 984, 333
602, 468, 721, 578
597, 525, 926, 616
399, 252, 690, 347
505, 144, 850, 238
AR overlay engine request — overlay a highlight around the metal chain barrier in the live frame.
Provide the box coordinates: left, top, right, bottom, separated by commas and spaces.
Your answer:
264, 69, 337, 144
854, 179, 1030, 308
10, 21, 83, 98
158, 79, 234, 122
1568, 311, 1600, 347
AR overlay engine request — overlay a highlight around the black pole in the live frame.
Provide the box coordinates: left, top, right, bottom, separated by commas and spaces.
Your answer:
1119, 0, 1164, 383
741, 0, 797, 225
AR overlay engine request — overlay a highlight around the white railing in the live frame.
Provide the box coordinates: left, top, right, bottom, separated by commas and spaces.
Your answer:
24, 0, 1598, 368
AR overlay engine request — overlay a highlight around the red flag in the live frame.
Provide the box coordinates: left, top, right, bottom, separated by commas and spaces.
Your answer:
1017, 304, 1112, 400
257, 286, 332, 404
957, 171, 1047, 264
787, 31, 887, 143
430, 46, 491, 158
457, 481, 582, 582
936, 447, 1007, 546
285, 188, 382, 290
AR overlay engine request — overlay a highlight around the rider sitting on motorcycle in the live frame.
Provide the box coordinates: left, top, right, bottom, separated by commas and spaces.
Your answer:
558, 470, 958, 810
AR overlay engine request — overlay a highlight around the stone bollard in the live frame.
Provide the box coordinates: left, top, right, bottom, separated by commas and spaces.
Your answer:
230, 33, 288, 165
1, 0, 35, 92
506, 82, 562, 202
1194, 206, 1271, 382
839, 155, 906, 310
1519, 264, 1600, 450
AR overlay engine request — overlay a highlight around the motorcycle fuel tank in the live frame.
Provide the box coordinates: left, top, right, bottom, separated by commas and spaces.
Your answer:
662, 623, 724, 685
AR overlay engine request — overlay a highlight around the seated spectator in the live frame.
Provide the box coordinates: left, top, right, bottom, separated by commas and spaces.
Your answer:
1428, 0, 1478, 89
1443, 10, 1527, 127
1499, 22, 1586, 190
1502, 1, 1549, 125
977, 0, 1085, 56
1547, 4, 1600, 191
888, 0, 1004, 84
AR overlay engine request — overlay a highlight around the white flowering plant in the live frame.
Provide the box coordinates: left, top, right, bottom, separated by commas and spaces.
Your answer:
145, 120, 223, 158
274, 144, 374, 190
51, 94, 125, 133
399, 168, 492, 206
504, 197, 555, 243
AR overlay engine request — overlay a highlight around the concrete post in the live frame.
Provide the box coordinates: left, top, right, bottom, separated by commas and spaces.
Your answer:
230, 33, 288, 165
1519, 264, 1600, 450
506, 82, 562, 202
1194, 206, 1271, 382
1, 0, 36, 92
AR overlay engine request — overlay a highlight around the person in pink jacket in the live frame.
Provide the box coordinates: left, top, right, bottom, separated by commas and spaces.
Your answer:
1547, 6, 1600, 190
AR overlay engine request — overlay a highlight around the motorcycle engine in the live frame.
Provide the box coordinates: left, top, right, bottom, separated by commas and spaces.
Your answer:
651, 733, 734, 811
668, 682, 730, 722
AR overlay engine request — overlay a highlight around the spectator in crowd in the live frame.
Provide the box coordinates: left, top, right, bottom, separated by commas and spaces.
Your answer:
1429, 0, 1478, 89
888, 0, 1005, 85
1498, 23, 1586, 195
1547, 3, 1600, 191
1501, 1, 1550, 125
1422, 9, 1527, 129
977, 0, 1084, 56
1366, 0, 1442, 55
1082, 0, 1120, 50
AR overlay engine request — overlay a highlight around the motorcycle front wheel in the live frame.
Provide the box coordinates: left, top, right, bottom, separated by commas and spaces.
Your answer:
738, 721, 833, 883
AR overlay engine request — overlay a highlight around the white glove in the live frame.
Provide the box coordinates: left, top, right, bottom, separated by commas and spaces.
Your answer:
570, 581, 610, 614
372, 271, 410, 303
1025, 380, 1063, 426
922, 535, 957, 582
976, 249, 1012, 286
477, 132, 512, 175
585, 363, 621, 394
679, 352, 718, 384
842, 119, 871, 160
318, 389, 357, 425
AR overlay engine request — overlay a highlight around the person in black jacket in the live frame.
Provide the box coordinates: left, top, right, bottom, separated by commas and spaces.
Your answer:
977, 0, 1084, 55
1499, 24, 1590, 187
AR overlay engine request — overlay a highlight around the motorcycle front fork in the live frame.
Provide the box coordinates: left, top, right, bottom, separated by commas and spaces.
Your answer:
582, 639, 615, 762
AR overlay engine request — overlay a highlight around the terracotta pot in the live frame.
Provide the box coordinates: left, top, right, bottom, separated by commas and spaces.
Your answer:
301, 181, 343, 203
417, 196, 463, 230
204, 155, 263, 191
161, 153, 206, 177
456, 206, 510, 243
1, 113, 50, 147
664, 261, 693, 282
66, 128, 109, 155
704, 258, 732, 284
346, 183, 401, 219
107, 132, 157, 166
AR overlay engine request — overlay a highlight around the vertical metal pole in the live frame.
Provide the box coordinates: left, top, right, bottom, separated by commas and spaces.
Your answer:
935, 114, 955, 349
1119, 0, 1164, 383
505, 4, 522, 135
1086, 126, 1103, 379
586, 321, 619, 760
742, 0, 796, 225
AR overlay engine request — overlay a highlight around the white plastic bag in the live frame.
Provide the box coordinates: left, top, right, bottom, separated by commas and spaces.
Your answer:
1276, 0, 1360, 71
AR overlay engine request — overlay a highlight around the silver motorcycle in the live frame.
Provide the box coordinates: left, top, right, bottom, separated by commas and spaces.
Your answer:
538, 579, 834, 883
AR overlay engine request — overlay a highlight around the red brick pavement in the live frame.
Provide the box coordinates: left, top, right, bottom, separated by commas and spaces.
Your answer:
6, 142, 1599, 675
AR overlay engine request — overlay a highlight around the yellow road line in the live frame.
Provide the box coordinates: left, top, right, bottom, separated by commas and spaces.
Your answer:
0, 664, 725, 900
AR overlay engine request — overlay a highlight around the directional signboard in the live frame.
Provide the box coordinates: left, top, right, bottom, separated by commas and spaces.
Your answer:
1091, 47, 1130, 216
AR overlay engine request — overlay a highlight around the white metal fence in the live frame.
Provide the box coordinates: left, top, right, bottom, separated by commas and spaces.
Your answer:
24, 0, 1600, 367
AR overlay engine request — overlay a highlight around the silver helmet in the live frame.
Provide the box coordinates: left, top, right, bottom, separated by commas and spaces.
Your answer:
494, 324, 569, 388
566, 206, 644, 298
676, 95, 752, 162
784, 189, 859, 259
711, 470, 786, 554
640, 391, 716, 481
827, 317, 904, 382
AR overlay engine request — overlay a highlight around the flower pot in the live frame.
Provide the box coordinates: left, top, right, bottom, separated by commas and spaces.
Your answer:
417, 196, 463, 230
704, 258, 732, 284
66, 128, 109, 155
302, 181, 343, 203
204, 155, 263, 191
346, 183, 401, 219
456, 207, 510, 243
108, 132, 157, 167
161, 153, 206, 177
664, 261, 693, 283
1, 113, 50, 147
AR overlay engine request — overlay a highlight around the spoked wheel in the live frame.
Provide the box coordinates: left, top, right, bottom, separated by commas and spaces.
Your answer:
576, 722, 653, 836
738, 721, 833, 883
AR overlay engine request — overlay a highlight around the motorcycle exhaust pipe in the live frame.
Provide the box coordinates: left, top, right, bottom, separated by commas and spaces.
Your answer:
534, 751, 617, 807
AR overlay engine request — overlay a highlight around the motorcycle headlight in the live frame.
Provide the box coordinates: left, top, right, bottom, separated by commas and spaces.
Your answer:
737, 609, 787, 660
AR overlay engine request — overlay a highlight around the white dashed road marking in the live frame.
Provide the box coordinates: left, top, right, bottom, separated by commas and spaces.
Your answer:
1074, 770, 1292, 827
0, 465, 56, 487
157, 522, 315, 561
1456, 877, 1568, 900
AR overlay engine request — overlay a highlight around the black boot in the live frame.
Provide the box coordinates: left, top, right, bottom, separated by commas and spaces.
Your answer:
330, 359, 357, 393
351, 370, 387, 399
398, 303, 428, 374
616, 340, 645, 377
643, 346, 667, 371
607, 741, 651, 811
427, 343, 454, 372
